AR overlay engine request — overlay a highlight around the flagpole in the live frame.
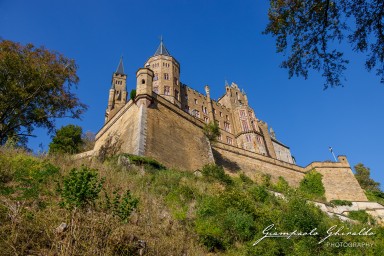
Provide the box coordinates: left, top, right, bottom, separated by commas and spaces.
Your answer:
329, 147, 337, 162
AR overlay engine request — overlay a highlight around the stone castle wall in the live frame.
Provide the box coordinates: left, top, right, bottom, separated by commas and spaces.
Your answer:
92, 94, 368, 202
145, 94, 214, 170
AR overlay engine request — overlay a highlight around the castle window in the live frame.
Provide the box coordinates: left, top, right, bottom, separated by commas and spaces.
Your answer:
192, 109, 200, 118
154, 73, 158, 81
220, 112, 223, 117
226, 137, 233, 145
164, 73, 169, 80
185, 106, 190, 113
203, 106, 207, 114
224, 122, 231, 132
239, 110, 246, 118
245, 134, 252, 142
153, 86, 158, 93
174, 77, 178, 85
218, 134, 222, 141
204, 117, 209, 123
194, 99, 198, 104
175, 89, 179, 100
242, 120, 249, 132
226, 115, 229, 120
141, 79, 145, 84
164, 86, 170, 96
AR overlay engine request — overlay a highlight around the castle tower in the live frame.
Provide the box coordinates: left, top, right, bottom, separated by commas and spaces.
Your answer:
136, 68, 154, 106
145, 39, 181, 108
105, 57, 127, 123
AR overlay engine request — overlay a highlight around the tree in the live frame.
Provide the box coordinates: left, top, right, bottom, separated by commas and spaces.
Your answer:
354, 163, 381, 192
264, 0, 384, 88
81, 130, 96, 152
0, 39, 87, 146
49, 124, 83, 154
203, 121, 221, 142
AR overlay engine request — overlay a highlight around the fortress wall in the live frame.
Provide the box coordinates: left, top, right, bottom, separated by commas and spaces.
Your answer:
314, 166, 368, 201
145, 95, 214, 170
212, 143, 368, 202
94, 100, 141, 154
212, 142, 305, 187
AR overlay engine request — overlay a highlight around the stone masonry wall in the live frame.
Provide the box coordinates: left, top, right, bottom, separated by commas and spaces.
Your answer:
94, 100, 141, 155
212, 142, 368, 201
310, 164, 368, 201
145, 94, 214, 170
212, 142, 305, 187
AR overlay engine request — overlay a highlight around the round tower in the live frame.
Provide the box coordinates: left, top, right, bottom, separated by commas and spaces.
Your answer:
144, 39, 181, 107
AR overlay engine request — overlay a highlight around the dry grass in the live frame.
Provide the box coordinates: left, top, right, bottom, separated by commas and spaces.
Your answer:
0, 148, 208, 255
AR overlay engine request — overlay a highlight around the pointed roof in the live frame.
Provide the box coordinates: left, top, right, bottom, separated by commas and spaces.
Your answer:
115, 56, 125, 75
154, 38, 171, 56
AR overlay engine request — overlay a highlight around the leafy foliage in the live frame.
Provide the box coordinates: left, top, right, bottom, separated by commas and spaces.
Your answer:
130, 89, 136, 101
49, 124, 83, 154
201, 164, 233, 186
348, 210, 374, 224
0, 40, 87, 145
330, 199, 352, 206
109, 189, 139, 222
59, 166, 104, 209
264, 0, 384, 88
354, 163, 381, 192
299, 170, 325, 200
0, 152, 59, 199
203, 121, 221, 142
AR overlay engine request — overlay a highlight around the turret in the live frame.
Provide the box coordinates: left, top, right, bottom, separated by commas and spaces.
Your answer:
144, 39, 181, 107
105, 57, 127, 123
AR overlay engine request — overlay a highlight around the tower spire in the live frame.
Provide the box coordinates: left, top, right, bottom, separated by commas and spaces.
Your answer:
116, 56, 125, 75
154, 37, 171, 56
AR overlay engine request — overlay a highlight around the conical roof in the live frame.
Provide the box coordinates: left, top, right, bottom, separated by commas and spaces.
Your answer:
115, 56, 125, 75
154, 39, 171, 56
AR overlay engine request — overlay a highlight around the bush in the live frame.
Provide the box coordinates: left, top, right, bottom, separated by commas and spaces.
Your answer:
49, 124, 83, 154
59, 166, 104, 209
203, 121, 220, 142
274, 176, 290, 193
111, 189, 139, 222
348, 210, 374, 224
201, 164, 233, 186
126, 154, 166, 170
330, 200, 353, 206
299, 170, 325, 200
130, 89, 136, 101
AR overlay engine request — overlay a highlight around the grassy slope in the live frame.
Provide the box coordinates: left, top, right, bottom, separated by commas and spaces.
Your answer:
0, 148, 383, 256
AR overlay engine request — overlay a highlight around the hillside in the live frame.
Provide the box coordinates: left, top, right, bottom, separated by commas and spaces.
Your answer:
0, 147, 383, 255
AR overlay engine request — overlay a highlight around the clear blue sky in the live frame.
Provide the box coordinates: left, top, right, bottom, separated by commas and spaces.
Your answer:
1, 0, 383, 189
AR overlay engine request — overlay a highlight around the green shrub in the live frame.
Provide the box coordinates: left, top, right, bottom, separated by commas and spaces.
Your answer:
130, 89, 136, 101
248, 185, 269, 203
203, 121, 220, 142
239, 172, 253, 184
330, 200, 353, 206
274, 176, 290, 193
120, 154, 166, 170
299, 170, 325, 200
111, 189, 139, 222
348, 210, 374, 224
0, 154, 59, 199
201, 164, 233, 186
59, 166, 105, 209
49, 124, 83, 154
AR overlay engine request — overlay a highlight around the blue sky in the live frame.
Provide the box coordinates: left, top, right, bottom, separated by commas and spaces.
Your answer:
1, 0, 383, 189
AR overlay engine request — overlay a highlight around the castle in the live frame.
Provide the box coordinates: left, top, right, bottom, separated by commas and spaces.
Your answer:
87, 40, 370, 203
104, 40, 294, 165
